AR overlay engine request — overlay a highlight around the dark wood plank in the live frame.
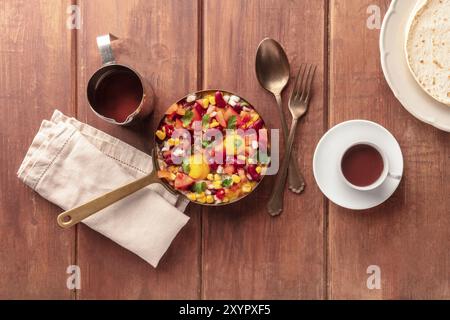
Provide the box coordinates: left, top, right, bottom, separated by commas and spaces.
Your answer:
329, 0, 450, 299
0, 0, 75, 299
75, 0, 201, 299
202, 0, 327, 299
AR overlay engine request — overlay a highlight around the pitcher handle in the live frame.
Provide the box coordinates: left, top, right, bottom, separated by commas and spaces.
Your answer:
96, 34, 116, 65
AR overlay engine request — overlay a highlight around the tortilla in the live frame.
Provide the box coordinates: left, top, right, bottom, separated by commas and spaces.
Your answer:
406, 0, 450, 106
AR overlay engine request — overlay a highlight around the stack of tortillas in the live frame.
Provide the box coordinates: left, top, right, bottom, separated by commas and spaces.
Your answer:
405, 0, 450, 106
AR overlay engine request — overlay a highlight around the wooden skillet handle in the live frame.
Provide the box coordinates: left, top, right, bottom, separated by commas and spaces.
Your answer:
57, 170, 167, 228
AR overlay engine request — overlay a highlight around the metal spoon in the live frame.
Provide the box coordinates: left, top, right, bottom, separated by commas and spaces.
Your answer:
255, 38, 305, 193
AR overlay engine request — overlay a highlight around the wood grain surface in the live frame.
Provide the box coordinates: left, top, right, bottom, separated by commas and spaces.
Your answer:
201, 0, 327, 299
329, 0, 449, 299
75, 0, 201, 299
0, 0, 448, 299
0, 0, 75, 299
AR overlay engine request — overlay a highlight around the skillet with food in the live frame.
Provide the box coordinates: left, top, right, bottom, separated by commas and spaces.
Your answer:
57, 90, 270, 228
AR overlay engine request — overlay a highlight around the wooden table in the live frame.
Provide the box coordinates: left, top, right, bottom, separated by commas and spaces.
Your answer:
0, 0, 448, 299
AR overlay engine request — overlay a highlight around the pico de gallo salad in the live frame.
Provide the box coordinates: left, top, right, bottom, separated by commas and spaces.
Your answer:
155, 91, 269, 204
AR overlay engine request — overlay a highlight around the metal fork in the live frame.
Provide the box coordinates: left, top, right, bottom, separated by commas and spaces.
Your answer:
267, 64, 317, 216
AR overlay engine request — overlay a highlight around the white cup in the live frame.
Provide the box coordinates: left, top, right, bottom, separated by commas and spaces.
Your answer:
338, 141, 402, 191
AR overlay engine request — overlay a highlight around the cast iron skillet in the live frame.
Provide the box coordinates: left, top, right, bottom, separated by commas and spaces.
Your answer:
57, 89, 269, 228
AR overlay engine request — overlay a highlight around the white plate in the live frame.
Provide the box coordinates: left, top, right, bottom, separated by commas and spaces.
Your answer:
313, 120, 403, 210
380, 0, 450, 132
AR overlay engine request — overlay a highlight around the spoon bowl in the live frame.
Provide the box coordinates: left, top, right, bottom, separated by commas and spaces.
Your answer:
255, 38, 290, 94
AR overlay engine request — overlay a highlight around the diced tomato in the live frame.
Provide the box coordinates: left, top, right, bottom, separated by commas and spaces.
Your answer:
208, 162, 219, 171
216, 188, 225, 200
157, 170, 172, 180
248, 119, 264, 131
169, 113, 181, 121
196, 99, 204, 107
247, 164, 261, 181
236, 118, 245, 129
163, 124, 174, 138
239, 111, 251, 122
224, 164, 235, 175
175, 118, 183, 129
236, 112, 249, 128
230, 183, 240, 192
224, 106, 239, 121
194, 102, 206, 117
165, 103, 179, 115
166, 103, 185, 119
215, 91, 227, 108
215, 110, 227, 127
174, 173, 195, 190
163, 151, 174, 165
237, 168, 247, 181
192, 106, 202, 123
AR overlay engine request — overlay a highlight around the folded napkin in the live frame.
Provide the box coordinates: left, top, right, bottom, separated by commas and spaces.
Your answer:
17, 110, 190, 267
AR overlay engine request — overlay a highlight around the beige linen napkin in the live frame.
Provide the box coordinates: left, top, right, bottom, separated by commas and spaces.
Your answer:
17, 110, 190, 267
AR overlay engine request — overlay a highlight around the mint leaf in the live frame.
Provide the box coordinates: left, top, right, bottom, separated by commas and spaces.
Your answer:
182, 110, 194, 126
202, 140, 212, 148
222, 178, 233, 188
192, 182, 207, 193
182, 158, 190, 173
227, 115, 237, 129
202, 114, 210, 128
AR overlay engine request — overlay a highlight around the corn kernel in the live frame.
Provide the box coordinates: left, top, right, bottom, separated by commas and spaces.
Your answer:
231, 174, 241, 184
169, 173, 177, 181
187, 193, 196, 201
174, 138, 180, 146
210, 120, 219, 128
251, 113, 260, 121
213, 181, 222, 189
208, 96, 216, 105
255, 166, 262, 174
228, 192, 238, 200
222, 197, 229, 203
213, 174, 221, 181
242, 183, 252, 193
207, 173, 214, 181
155, 130, 166, 140
195, 192, 205, 200
197, 196, 206, 204
167, 138, 175, 146
206, 195, 214, 203
202, 98, 210, 109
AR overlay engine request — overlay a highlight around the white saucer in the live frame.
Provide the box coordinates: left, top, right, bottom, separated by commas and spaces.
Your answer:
380, 0, 450, 132
313, 120, 403, 210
